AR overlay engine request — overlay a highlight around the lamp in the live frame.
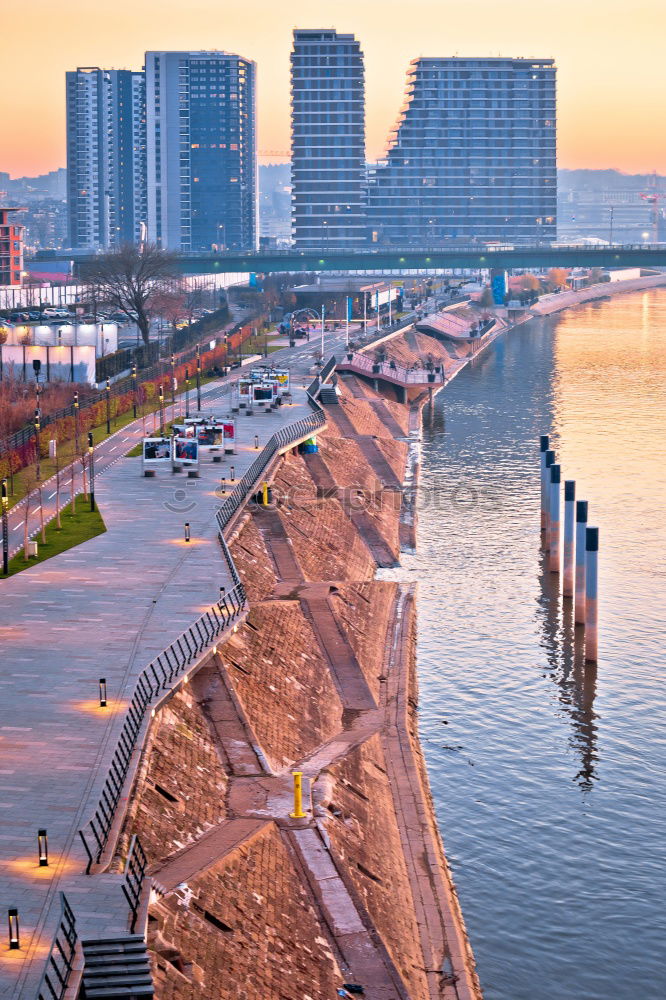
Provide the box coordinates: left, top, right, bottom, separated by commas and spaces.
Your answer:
8, 909, 19, 949
184, 522, 191, 543
219, 586, 226, 602
230, 465, 235, 482
99, 678, 107, 707
254, 435, 259, 449
38, 829, 48, 867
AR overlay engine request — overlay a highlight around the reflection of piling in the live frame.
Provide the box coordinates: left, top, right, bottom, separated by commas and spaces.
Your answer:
563, 480, 576, 596
543, 449, 555, 549
575, 501, 588, 625
540, 435, 549, 532
585, 527, 599, 662
548, 464, 561, 573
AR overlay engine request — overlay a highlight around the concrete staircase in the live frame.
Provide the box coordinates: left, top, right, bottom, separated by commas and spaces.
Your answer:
80, 936, 154, 999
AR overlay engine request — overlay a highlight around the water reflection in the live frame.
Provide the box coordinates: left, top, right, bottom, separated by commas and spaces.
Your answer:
536, 550, 599, 791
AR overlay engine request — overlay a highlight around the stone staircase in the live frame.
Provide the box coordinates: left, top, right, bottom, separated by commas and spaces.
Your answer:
318, 383, 339, 404
80, 936, 154, 999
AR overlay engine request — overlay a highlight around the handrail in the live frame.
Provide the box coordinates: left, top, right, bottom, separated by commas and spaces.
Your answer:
36, 893, 77, 1000
122, 835, 148, 933
78, 586, 245, 874
338, 351, 447, 386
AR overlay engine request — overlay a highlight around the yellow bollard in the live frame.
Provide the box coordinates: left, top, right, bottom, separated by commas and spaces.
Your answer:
262, 481, 269, 506
290, 771, 307, 819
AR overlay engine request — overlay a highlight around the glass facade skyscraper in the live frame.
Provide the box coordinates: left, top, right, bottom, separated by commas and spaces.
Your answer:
145, 51, 257, 252
291, 30, 366, 250
367, 57, 557, 245
66, 67, 146, 250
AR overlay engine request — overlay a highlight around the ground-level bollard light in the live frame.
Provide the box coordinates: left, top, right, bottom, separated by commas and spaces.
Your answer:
38, 829, 48, 867
230, 465, 235, 482
254, 434, 259, 449
290, 772, 307, 819
184, 522, 191, 543
8, 909, 19, 949
219, 586, 226, 603
99, 678, 107, 708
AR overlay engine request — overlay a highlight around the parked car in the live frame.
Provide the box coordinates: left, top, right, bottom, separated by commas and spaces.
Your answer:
293, 328, 309, 339
41, 308, 71, 319
9, 311, 30, 322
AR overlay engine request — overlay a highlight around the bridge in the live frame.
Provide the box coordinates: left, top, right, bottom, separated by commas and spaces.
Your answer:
34, 244, 666, 275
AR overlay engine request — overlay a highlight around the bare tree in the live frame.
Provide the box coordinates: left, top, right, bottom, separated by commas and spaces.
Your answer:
81, 243, 178, 347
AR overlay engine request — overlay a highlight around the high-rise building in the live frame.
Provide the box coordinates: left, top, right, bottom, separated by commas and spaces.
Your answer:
145, 50, 257, 252
367, 58, 557, 245
0, 207, 26, 286
291, 30, 366, 250
66, 67, 146, 250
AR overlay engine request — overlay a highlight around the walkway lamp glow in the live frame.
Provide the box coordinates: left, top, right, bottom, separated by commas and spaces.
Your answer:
99, 678, 107, 708
105, 378, 111, 435
88, 432, 95, 512
8, 909, 19, 949
38, 829, 48, 867
184, 522, 191, 543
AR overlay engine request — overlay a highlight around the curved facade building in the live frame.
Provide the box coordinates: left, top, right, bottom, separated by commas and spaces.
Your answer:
367, 57, 557, 245
291, 30, 366, 250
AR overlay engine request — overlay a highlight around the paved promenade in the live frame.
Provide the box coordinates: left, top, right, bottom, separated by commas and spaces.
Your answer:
0, 335, 336, 999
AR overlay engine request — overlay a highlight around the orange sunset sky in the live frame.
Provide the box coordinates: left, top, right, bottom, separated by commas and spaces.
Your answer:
3, 0, 666, 178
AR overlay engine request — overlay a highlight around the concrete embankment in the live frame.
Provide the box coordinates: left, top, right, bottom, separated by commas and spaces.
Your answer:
114, 352, 481, 999
529, 272, 666, 315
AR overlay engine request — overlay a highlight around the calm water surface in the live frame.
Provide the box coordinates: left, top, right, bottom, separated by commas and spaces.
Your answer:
413, 290, 666, 999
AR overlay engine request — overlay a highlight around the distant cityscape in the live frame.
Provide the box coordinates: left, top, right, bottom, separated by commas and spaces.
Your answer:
1, 28, 666, 267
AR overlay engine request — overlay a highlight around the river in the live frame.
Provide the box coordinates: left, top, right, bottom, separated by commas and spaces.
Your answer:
412, 290, 666, 999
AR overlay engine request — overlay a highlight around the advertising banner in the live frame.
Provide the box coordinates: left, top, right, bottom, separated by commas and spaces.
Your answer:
174, 437, 199, 465
142, 438, 172, 465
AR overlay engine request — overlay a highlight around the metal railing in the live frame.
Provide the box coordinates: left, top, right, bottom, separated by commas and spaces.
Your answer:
36, 893, 77, 1000
78, 585, 245, 874
122, 835, 148, 933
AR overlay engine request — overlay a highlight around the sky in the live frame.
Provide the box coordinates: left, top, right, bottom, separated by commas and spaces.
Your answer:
3, 0, 666, 178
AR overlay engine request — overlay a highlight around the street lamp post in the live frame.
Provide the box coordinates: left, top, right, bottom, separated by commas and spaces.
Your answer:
131, 364, 137, 419
158, 385, 165, 435
320, 304, 325, 357
105, 378, 111, 435
170, 354, 176, 408
88, 432, 95, 512
185, 368, 190, 418
34, 409, 41, 482
1, 478, 8, 576
73, 391, 79, 454
196, 345, 201, 412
